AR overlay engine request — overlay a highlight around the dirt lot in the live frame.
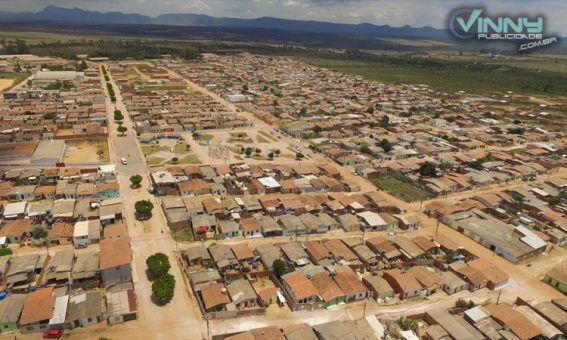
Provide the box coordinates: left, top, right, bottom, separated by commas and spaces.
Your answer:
64, 139, 110, 163
0, 79, 14, 91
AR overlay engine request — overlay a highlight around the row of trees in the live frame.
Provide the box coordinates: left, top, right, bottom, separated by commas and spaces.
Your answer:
106, 82, 116, 102
146, 253, 175, 304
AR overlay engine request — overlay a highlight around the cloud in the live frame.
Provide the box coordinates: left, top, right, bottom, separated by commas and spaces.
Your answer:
2, 0, 566, 34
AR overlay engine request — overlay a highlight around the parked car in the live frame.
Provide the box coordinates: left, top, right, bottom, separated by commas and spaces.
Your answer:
43, 329, 63, 339
120, 157, 128, 165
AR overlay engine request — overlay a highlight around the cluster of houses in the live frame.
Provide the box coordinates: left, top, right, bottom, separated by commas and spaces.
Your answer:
0, 162, 137, 334
172, 53, 563, 147
160, 173, 424, 240
183, 231, 510, 319
425, 178, 567, 263
0, 236, 135, 334
106, 62, 251, 134
220, 296, 567, 340
0, 166, 123, 247
0, 62, 109, 163
150, 162, 354, 198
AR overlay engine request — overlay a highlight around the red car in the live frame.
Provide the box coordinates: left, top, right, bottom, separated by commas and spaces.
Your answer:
43, 329, 63, 339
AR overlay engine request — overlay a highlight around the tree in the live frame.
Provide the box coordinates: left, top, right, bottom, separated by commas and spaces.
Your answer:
312, 125, 322, 135
419, 161, 437, 177
267, 152, 274, 159
192, 132, 199, 139
130, 174, 142, 188
359, 144, 371, 155
135, 200, 154, 220
117, 126, 127, 136
366, 106, 374, 114
146, 253, 171, 278
378, 139, 393, 153
273, 259, 286, 277
295, 152, 304, 161
254, 148, 261, 155
398, 318, 418, 333
32, 227, 48, 240
244, 148, 253, 157
274, 149, 281, 156
379, 115, 390, 128
152, 273, 175, 304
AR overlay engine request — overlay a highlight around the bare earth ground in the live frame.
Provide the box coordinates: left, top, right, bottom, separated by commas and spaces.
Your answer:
63, 139, 110, 163
0, 79, 14, 91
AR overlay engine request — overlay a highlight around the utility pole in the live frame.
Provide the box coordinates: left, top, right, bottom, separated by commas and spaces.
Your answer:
434, 219, 440, 238
496, 290, 502, 304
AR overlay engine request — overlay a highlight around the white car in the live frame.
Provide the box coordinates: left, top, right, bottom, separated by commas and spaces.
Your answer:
120, 158, 128, 165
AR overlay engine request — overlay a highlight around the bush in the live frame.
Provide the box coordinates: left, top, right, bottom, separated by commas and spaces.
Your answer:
152, 273, 175, 303
146, 253, 171, 278
0, 248, 13, 256
398, 318, 418, 333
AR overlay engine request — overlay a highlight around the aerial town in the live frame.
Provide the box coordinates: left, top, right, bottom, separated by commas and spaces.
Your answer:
0, 6, 566, 340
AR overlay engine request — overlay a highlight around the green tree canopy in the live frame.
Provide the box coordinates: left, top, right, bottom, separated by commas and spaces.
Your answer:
152, 273, 175, 304
378, 139, 393, 153
130, 174, 142, 188
31, 227, 48, 240
419, 161, 437, 177
273, 259, 286, 276
135, 200, 154, 219
117, 126, 127, 135
379, 115, 390, 128
146, 253, 171, 278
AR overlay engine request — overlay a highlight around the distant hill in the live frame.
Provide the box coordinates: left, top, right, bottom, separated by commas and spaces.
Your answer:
0, 5, 450, 39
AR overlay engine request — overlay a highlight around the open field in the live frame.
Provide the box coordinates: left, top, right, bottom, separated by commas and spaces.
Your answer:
63, 139, 110, 163
299, 55, 567, 96
371, 175, 434, 202
0, 72, 30, 91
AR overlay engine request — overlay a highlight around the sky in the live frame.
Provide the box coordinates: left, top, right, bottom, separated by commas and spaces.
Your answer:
1, 0, 565, 34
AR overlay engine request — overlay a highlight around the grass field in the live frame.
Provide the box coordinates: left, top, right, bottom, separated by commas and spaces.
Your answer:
178, 154, 200, 164
0, 72, 30, 91
258, 130, 278, 142
372, 175, 434, 202
299, 56, 567, 96
172, 228, 194, 242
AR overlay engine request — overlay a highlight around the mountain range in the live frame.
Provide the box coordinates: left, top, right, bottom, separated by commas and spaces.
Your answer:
0, 5, 450, 39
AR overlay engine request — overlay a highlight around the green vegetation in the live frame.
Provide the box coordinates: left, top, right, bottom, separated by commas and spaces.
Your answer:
43, 80, 73, 90
146, 253, 171, 278
398, 318, 419, 333
455, 298, 476, 309
299, 51, 567, 96
135, 200, 154, 220
117, 126, 127, 136
273, 259, 287, 277
372, 175, 434, 202
178, 154, 201, 164
146, 252, 175, 304
172, 228, 194, 242
152, 273, 176, 304
378, 139, 393, 153
0, 248, 13, 256
0, 71, 30, 90
295, 152, 304, 160
129, 174, 142, 188
106, 82, 116, 102
31, 227, 48, 240
419, 161, 437, 177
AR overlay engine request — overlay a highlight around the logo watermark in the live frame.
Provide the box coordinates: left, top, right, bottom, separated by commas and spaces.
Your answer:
448, 8, 558, 52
